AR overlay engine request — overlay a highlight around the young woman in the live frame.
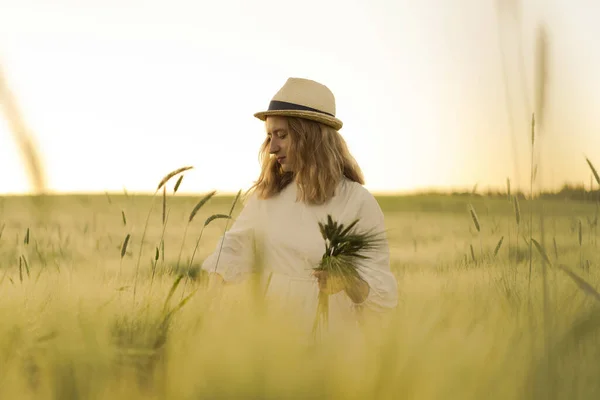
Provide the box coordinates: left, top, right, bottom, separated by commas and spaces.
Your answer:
201, 77, 398, 332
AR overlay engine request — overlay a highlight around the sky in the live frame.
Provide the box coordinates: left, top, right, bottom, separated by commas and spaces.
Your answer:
0, 0, 599, 195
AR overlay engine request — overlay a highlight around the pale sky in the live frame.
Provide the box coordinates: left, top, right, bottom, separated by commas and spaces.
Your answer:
0, 0, 599, 195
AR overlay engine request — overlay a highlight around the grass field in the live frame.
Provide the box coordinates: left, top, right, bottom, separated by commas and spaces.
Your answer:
1, 189, 600, 399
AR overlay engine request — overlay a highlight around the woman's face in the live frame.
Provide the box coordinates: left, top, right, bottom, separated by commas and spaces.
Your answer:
265, 116, 293, 172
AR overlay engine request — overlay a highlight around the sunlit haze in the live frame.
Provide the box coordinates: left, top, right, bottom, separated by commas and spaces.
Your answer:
1, 0, 599, 195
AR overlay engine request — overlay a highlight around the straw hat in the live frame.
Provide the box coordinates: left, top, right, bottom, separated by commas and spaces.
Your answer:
254, 77, 343, 130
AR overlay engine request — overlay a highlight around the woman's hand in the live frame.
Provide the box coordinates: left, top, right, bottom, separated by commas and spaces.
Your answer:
313, 270, 346, 295
313, 271, 370, 303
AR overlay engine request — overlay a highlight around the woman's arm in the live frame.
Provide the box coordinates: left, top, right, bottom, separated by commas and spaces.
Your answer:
314, 188, 398, 309
349, 189, 399, 311
200, 193, 259, 284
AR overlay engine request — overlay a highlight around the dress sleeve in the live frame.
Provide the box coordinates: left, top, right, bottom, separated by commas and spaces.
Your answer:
200, 193, 258, 283
351, 190, 399, 312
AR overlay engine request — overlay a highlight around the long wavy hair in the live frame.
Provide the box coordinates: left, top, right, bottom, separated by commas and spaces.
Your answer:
249, 116, 364, 205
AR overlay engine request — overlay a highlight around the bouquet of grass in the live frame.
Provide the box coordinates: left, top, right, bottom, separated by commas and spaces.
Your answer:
312, 215, 385, 339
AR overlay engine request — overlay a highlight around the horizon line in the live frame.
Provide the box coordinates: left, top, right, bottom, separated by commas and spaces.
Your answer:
1, 182, 597, 198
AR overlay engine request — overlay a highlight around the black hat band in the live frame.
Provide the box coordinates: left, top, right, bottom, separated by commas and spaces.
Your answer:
267, 100, 335, 117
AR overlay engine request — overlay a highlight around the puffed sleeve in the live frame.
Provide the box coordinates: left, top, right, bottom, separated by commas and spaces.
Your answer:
351, 189, 399, 312
200, 193, 259, 283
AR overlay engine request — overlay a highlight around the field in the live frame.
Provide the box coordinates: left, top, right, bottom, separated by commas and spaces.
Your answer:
1, 189, 600, 399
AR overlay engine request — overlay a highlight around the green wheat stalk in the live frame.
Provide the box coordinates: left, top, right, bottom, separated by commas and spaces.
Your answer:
311, 215, 385, 341
132, 166, 193, 303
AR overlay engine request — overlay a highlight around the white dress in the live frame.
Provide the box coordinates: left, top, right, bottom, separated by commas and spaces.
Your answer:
201, 178, 398, 337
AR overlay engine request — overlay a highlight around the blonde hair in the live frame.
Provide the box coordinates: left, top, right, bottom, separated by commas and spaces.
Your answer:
249, 117, 364, 205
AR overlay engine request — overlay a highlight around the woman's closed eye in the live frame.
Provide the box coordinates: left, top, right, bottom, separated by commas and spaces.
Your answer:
267, 129, 288, 139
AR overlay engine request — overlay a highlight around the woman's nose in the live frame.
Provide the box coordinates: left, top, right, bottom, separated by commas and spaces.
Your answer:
269, 139, 279, 153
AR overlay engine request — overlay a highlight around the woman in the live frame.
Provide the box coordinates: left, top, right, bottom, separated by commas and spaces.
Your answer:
201, 77, 398, 334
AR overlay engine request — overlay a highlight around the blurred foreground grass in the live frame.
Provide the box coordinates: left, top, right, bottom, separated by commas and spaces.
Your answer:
1, 192, 600, 399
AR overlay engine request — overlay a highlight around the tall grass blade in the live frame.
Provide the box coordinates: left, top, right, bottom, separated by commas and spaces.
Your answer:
121, 234, 131, 259
531, 238, 551, 266
162, 275, 184, 315
494, 236, 504, 256
585, 157, 600, 186
176, 191, 218, 271
468, 204, 481, 232
557, 264, 600, 303
156, 166, 193, 192
173, 175, 184, 193
188, 191, 217, 223
21, 255, 30, 278
204, 214, 231, 227
0, 63, 47, 194
229, 190, 242, 216
162, 186, 166, 226
187, 214, 232, 271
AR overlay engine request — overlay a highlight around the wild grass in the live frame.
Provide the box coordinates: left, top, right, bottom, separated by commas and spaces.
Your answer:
2, 180, 600, 399
0, 64, 46, 194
